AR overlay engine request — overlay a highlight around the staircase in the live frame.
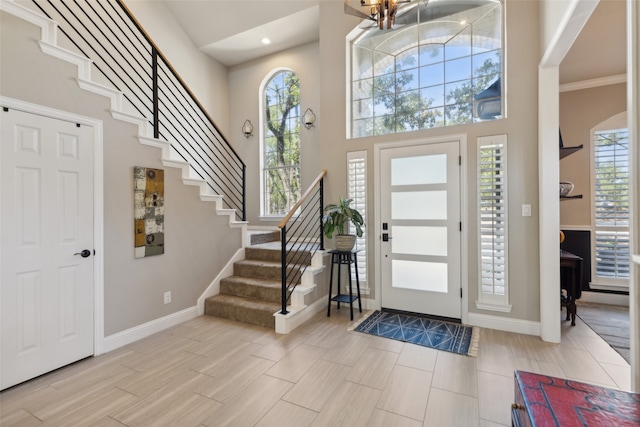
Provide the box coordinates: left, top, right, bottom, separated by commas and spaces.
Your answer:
205, 231, 314, 329
1, 0, 329, 335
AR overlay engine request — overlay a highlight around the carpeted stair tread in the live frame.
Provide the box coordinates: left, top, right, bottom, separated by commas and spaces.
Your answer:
235, 259, 308, 269
221, 275, 281, 287
233, 259, 281, 281
245, 246, 282, 263
220, 275, 281, 302
245, 245, 312, 265
234, 259, 306, 283
203, 233, 319, 330
205, 294, 280, 329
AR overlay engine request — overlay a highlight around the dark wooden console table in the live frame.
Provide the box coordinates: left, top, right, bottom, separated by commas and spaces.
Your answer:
560, 250, 582, 326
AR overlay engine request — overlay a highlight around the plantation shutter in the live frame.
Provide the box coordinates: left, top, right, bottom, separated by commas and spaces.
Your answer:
593, 129, 630, 282
477, 136, 509, 309
347, 151, 367, 288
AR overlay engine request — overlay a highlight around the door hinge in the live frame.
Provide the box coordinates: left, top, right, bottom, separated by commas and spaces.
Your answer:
460, 288, 463, 298
459, 222, 462, 231
459, 155, 462, 165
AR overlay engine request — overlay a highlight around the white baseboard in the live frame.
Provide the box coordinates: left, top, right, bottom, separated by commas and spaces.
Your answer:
275, 298, 326, 334
360, 297, 377, 311
579, 291, 629, 306
467, 312, 541, 336
103, 306, 198, 353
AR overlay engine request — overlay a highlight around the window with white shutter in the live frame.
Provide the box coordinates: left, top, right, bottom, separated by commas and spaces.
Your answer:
592, 128, 629, 288
477, 135, 510, 311
347, 151, 368, 293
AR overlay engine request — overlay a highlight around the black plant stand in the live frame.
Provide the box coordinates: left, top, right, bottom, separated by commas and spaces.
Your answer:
327, 249, 362, 321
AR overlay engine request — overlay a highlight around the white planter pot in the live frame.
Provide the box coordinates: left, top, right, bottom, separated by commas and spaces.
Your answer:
335, 234, 356, 252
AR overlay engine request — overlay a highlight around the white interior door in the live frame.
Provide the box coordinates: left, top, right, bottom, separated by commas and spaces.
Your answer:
379, 140, 461, 319
1, 108, 94, 390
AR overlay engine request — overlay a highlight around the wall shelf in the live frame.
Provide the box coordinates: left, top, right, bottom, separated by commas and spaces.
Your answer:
560, 145, 584, 159
560, 143, 583, 199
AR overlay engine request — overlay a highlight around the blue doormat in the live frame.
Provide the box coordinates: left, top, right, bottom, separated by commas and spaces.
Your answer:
354, 310, 479, 356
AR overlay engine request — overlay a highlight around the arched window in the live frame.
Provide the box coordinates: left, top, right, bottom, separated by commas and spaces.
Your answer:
350, 0, 503, 138
262, 70, 301, 216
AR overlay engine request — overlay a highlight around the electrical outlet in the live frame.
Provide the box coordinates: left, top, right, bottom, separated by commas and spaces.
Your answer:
164, 291, 171, 304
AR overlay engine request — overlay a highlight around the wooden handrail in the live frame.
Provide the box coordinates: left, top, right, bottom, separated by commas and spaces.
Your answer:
278, 169, 327, 229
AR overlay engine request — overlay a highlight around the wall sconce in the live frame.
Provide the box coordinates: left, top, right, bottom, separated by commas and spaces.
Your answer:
242, 119, 253, 139
302, 108, 316, 129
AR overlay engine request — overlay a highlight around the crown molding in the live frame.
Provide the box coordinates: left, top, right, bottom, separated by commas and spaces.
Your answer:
560, 74, 627, 92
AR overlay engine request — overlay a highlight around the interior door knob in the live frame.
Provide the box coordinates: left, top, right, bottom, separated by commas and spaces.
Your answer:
74, 249, 91, 258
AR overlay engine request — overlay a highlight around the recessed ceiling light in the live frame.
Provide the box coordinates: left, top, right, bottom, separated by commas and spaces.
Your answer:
261, 38, 271, 45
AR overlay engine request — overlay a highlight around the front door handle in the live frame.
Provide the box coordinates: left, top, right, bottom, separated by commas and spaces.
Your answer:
74, 249, 91, 258
382, 233, 392, 242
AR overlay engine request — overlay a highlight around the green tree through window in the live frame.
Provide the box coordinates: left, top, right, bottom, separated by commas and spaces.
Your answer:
263, 71, 301, 216
594, 129, 630, 280
351, 1, 503, 138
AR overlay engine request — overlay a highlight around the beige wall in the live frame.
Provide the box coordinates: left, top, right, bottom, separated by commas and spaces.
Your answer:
560, 83, 627, 226
2, 0, 636, 340
228, 0, 542, 321
1, 12, 242, 336
228, 41, 322, 225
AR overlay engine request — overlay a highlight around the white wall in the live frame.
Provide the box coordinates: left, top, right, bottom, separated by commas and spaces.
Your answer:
537, 0, 598, 342
627, 0, 640, 391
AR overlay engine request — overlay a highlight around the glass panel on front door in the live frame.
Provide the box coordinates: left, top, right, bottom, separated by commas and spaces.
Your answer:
380, 140, 461, 319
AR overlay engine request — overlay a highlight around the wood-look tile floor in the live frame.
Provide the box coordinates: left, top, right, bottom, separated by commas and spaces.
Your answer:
1, 309, 631, 426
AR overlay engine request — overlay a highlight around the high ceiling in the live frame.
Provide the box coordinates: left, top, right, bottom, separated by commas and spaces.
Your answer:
161, 0, 330, 67
162, 0, 626, 84
559, 0, 626, 85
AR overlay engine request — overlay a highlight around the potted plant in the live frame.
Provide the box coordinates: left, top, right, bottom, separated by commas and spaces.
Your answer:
322, 197, 364, 251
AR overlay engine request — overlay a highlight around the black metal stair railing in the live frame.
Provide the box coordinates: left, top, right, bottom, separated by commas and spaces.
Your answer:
278, 170, 326, 315
31, 0, 246, 220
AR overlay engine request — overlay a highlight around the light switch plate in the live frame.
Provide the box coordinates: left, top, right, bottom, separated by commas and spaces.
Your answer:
522, 204, 531, 217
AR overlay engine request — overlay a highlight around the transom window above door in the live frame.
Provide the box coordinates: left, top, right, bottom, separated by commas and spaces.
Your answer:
349, 0, 503, 138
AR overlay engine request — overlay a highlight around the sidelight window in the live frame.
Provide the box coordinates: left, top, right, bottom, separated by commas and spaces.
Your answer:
477, 134, 510, 311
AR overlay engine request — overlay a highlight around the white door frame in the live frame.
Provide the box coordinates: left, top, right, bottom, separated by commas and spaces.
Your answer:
1, 96, 105, 356
374, 134, 469, 324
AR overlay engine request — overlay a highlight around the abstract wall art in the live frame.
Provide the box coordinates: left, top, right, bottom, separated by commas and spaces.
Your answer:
134, 166, 165, 258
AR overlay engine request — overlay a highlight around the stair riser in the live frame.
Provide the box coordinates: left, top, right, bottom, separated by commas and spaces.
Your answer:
220, 279, 281, 303
205, 299, 275, 329
249, 231, 280, 245
234, 263, 303, 283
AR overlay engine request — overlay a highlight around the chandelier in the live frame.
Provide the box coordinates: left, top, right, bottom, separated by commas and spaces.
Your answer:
344, 0, 413, 30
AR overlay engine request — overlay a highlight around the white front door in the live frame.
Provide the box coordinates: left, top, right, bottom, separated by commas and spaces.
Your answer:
379, 140, 461, 319
1, 108, 95, 390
